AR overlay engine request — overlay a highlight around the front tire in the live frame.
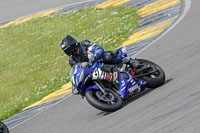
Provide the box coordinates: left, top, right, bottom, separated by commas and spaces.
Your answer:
137, 59, 165, 88
85, 89, 122, 112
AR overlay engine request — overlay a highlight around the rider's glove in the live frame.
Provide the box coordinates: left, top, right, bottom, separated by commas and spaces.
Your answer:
89, 58, 94, 66
89, 57, 96, 66
89, 55, 100, 66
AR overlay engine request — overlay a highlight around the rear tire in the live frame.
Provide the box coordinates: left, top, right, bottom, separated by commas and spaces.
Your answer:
137, 59, 165, 88
85, 89, 122, 112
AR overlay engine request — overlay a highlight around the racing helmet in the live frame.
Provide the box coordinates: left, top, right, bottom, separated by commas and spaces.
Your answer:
60, 35, 78, 56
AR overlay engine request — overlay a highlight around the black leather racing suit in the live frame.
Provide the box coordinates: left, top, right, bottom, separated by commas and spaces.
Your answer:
69, 40, 104, 67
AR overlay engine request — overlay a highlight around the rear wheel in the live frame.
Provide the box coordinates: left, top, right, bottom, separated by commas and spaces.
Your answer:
85, 89, 122, 112
137, 59, 165, 88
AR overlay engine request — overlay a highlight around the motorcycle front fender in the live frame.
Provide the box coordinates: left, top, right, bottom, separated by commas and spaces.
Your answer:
85, 84, 99, 95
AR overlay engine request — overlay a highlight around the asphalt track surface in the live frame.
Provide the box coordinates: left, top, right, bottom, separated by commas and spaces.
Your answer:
1, 0, 200, 132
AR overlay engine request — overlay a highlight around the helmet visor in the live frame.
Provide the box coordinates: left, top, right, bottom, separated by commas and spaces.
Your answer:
64, 43, 77, 56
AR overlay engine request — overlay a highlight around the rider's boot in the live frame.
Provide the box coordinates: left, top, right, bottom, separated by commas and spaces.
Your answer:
128, 58, 139, 68
126, 58, 140, 76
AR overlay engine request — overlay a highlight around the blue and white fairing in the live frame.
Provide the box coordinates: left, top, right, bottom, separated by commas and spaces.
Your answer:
70, 62, 102, 94
118, 72, 129, 99
70, 64, 81, 93
118, 71, 147, 99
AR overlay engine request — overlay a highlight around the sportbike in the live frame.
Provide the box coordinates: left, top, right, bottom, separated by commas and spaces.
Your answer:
70, 47, 165, 111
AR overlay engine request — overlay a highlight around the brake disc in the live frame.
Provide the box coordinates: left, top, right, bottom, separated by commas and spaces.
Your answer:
96, 90, 115, 102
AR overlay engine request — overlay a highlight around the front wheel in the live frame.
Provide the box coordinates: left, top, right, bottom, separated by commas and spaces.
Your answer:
137, 59, 165, 88
85, 89, 122, 112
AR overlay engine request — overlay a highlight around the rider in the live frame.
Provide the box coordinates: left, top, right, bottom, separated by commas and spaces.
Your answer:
60, 35, 138, 82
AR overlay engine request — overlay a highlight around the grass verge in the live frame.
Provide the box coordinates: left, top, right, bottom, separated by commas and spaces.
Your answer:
0, 6, 140, 121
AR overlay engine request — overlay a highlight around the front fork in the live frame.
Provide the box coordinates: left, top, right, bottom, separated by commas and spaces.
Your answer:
94, 80, 108, 95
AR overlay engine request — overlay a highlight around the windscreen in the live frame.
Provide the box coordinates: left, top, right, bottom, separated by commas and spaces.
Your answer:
70, 65, 76, 79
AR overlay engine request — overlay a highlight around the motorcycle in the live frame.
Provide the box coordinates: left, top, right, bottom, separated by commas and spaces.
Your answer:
70, 47, 165, 112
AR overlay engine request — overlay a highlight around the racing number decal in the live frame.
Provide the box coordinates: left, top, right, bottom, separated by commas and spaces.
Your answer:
113, 72, 118, 80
